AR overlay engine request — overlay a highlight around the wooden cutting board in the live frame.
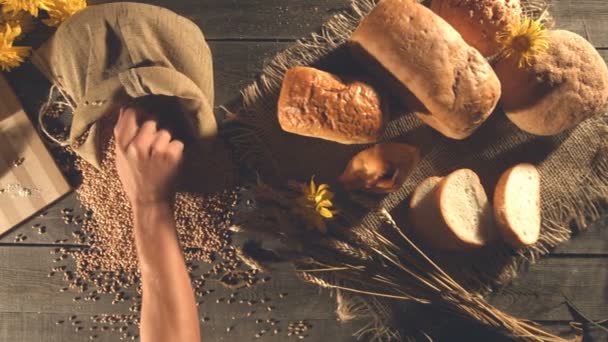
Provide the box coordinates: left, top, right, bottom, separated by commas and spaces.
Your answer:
0, 74, 71, 236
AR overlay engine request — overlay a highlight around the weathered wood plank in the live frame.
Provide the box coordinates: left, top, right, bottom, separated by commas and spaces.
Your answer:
15, 0, 608, 49
210, 41, 288, 104
0, 247, 347, 318
87, 0, 351, 40
551, 216, 608, 255
0, 312, 360, 342
88, 0, 608, 48
552, 0, 608, 48
0, 193, 84, 244
490, 257, 608, 321
0, 246, 362, 340
2, 247, 607, 322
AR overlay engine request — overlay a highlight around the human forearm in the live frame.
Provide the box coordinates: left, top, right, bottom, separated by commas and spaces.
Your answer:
134, 202, 201, 342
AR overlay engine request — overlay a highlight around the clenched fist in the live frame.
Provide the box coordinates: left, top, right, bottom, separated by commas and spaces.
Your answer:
114, 106, 184, 208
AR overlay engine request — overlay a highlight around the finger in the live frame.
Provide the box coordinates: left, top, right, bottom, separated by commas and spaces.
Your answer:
167, 140, 185, 161
129, 120, 158, 156
114, 107, 139, 150
150, 130, 172, 156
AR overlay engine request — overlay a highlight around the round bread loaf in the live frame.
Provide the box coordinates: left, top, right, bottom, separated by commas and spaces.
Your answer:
431, 0, 522, 57
495, 30, 608, 136
339, 143, 420, 194
350, 0, 501, 140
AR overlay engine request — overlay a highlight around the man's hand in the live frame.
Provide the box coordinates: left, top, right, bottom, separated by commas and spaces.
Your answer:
114, 105, 201, 342
114, 106, 184, 207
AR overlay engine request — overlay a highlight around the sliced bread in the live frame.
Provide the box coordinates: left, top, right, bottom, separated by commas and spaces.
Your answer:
493, 164, 541, 248
409, 169, 496, 250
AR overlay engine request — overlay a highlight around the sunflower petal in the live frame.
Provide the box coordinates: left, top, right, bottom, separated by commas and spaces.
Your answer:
318, 207, 334, 219
315, 199, 333, 210
315, 189, 335, 203
317, 184, 329, 193
309, 176, 317, 196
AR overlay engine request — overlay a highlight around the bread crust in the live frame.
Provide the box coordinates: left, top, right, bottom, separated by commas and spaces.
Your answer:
495, 30, 608, 136
277, 66, 386, 144
436, 169, 494, 248
409, 176, 451, 249
430, 0, 522, 57
350, 0, 501, 139
339, 143, 420, 193
493, 164, 541, 248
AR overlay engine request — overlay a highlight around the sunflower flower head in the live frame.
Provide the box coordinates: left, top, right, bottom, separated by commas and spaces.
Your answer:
1, 0, 49, 17
497, 16, 550, 68
0, 10, 35, 36
295, 176, 338, 233
0, 23, 30, 71
42, 0, 86, 27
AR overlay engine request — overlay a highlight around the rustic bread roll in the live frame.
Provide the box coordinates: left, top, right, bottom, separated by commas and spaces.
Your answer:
277, 66, 386, 144
339, 143, 420, 194
409, 169, 496, 250
494, 164, 541, 248
495, 30, 608, 136
350, 0, 501, 140
431, 0, 522, 57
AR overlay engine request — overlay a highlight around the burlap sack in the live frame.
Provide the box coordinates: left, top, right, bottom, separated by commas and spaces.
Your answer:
31, 3, 217, 169
228, 0, 608, 291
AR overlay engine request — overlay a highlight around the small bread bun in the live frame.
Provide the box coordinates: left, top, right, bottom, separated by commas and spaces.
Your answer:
339, 143, 420, 194
493, 163, 541, 248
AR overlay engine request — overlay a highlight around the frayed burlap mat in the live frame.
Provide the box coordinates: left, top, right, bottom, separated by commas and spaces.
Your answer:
225, 0, 608, 295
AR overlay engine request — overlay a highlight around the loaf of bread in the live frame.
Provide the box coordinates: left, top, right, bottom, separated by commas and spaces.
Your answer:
494, 164, 541, 248
350, 0, 501, 139
431, 0, 522, 57
277, 66, 386, 144
495, 30, 608, 136
339, 143, 420, 194
409, 169, 496, 250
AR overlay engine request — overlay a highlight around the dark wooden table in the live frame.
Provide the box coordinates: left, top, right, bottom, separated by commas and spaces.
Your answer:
1, 1, 607, 341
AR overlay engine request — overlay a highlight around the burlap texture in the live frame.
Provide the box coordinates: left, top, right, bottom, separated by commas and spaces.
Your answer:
31, 3, 217, 169
228, 0, 608, 292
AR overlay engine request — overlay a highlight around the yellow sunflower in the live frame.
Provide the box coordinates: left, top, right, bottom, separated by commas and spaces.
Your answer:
295, 176, 338, 233
1, 0, 49, 17
0, 10, 35, 36
42, 0, 86, 27
497, 16, 550, 68
0, 23, 30, 71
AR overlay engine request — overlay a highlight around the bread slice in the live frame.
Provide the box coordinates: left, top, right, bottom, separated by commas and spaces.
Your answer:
277, 66, 386, 144
409, 170, 496, 250
409, 176, 446, 248
493, 164, 541, 248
